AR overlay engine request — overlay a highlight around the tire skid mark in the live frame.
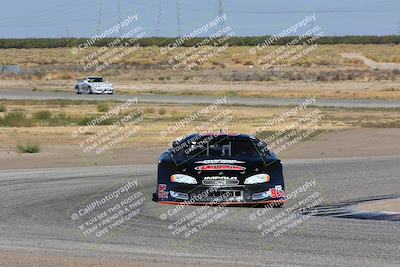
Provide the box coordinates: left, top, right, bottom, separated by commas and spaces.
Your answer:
301, 195, 400, 222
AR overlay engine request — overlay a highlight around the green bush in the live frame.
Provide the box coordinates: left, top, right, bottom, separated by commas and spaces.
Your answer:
47, 112, 73, 126
16, 143, 40, 153
0, 104, 6, 112
0, 112, 33, 127
33, 110, 52, 120
77, 116, 114, 126
97, 103, 110, 112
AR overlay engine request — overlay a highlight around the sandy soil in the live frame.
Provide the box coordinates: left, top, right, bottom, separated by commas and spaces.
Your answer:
0, 128, 399, 170
0, 145, 163, 169
285, 128, 400, 159
356, 198, 400, 213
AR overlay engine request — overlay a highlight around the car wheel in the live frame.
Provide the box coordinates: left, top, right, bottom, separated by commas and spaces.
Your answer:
75, 86, 82, 94
88, 86, 93, 94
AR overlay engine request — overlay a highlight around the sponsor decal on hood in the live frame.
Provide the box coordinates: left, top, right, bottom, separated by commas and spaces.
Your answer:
195, 159, 245, 164
203, 176, 238, 180
195, 164, 246, 171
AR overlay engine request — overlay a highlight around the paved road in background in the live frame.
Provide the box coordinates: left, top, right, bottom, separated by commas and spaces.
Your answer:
0, 156, 399, 266
1, 90, 400, 108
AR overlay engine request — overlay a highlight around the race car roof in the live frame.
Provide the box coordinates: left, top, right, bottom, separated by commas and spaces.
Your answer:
179, 133, 255, 143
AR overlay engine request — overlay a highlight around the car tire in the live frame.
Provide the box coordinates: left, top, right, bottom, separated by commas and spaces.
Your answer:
88, 86, 93, 94
272, 202, 284, 208
75, 87, 82, 94
152, 193, 158, 202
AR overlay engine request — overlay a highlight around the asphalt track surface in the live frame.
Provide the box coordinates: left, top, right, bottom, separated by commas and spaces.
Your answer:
1, 90, 400, 108
0, 156, 399, 266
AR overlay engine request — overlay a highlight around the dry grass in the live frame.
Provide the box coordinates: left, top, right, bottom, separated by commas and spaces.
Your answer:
117, 87, 400, 100
0, 100, 398, 149
0, 45, 399, 82
0, 45, 354, 67
2, 45, 399, 67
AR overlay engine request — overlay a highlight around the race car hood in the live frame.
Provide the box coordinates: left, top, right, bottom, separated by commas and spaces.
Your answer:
164, 155, 281, 185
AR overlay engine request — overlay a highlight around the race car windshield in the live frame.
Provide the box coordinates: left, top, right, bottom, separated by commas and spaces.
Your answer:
175, 138, 259, 158
88, 78, 104, 82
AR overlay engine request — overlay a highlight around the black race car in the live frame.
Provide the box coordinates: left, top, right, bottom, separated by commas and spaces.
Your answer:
153, 133, 286, 206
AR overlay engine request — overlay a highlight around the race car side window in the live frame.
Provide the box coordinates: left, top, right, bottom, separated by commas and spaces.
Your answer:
254, 138, 270, 156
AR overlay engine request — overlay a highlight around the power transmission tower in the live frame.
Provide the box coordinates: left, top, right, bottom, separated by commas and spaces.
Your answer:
97, 0, 103, 34
176, 0, 182, 36
156, 0, 163, 36
217, 0, 224, 30
398, 17, 400, 35
218, 0, 224, 17
66, 25, 70, 47
117, 0, 122, 24
310, 20, 315, 36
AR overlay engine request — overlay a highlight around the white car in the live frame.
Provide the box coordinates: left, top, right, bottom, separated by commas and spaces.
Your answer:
75, 77, 114, 94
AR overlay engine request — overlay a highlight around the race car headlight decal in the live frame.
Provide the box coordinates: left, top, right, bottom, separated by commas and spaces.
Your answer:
244, 173, 270, 184
170, 174, 198, 184
170, 190, 189, 200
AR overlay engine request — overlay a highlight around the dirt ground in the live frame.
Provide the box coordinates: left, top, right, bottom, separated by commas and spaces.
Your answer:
284, 128, 400, 159
341, 53, 400, 70
1, 128, 399, 170
356, 198, 400, 213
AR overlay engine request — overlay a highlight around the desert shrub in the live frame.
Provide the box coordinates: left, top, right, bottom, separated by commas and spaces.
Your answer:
33, 110, 52, 120
77, 116, 114, 126
158, 108, 167, 115
47, 112, 73, 126
16, 143, 40, 153
144, 107, 155, 113
0, 104, 6, 112
97, 103, 110, 112
0, 112, 33, 127
317, 74, 328, 81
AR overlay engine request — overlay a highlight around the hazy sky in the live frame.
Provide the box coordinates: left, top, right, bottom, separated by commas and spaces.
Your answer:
0, 0, 399, 37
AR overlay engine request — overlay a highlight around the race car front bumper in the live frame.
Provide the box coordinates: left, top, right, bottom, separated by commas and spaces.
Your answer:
154, 184, 286, 206
93, 87, 114, 94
